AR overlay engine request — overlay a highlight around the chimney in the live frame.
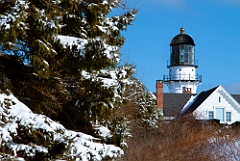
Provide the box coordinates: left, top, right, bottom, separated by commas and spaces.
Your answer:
180, 27, 185, 34
183, 87, 192, 94
156, 80, 163, 109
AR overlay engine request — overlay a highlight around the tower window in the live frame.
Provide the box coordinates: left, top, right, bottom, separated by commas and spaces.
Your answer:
219, 97, 221, 102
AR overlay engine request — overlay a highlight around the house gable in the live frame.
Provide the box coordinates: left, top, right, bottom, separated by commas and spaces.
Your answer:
218, 88, 240, 114
179, 86, 218, 116
181, 85, 240, 124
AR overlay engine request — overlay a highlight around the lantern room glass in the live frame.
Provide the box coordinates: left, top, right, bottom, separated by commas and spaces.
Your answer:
170, 45, 195, 66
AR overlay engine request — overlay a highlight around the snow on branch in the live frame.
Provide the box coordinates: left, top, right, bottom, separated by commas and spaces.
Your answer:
0, 93, 123, 160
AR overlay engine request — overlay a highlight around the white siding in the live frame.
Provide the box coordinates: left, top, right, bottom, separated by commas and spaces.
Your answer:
170, 66, 196, 80
165, 81, 199, 94
193, 86, 240, 124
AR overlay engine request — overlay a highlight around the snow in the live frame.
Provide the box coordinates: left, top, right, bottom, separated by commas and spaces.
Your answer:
0, 0, 29, 30
97, 25, 108, 33
0, 15, 13, 30
80, 68, 131, 105
102, 1, 108, 5
48, 20, 57, 28
208, 135, 240, 160
56, 35, 88, 52
95, 126, 112, 139
57, 34, 120, 62
0, 92, 123, 160
179, 94, 198, 115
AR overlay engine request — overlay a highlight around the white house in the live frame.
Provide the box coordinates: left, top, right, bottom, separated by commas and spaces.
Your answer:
179, 85, 240, 124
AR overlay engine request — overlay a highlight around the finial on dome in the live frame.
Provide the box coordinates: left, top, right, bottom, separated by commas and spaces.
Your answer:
180, 28, 185, 34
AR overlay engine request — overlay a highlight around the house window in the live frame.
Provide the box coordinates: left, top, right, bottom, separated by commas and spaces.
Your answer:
226, 112, 231, 122
208, 111, 214, 120
219, 97, 221, 102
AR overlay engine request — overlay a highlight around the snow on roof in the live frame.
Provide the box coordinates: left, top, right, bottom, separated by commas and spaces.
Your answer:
180, 94, 198, 115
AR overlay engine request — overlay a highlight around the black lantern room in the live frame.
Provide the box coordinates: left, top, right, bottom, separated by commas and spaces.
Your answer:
169, 28, 197, 67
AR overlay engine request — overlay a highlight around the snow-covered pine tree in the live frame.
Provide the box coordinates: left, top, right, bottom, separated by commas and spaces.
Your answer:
0, 0, 60, 78
101, 76, 161, 148
52, 0, 138, 139
0, 92, 123, 160
0, 0, 138, 147
0, 0, 68, 118
120, 77, 161, 126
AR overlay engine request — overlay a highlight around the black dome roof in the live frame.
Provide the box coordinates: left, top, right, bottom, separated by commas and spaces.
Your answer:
170, 28, 195, 46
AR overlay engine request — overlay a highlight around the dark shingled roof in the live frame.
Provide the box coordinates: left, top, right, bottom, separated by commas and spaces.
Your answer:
232, 95, 240, 104
179, 86, 218, 116
170, 34, 195, 46
163, 93, 194, 117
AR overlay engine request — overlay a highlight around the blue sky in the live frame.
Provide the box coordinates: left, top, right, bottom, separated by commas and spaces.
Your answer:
119, 0, 240, 94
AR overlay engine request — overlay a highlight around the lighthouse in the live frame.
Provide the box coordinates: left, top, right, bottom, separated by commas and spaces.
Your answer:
163, 28, 202, 94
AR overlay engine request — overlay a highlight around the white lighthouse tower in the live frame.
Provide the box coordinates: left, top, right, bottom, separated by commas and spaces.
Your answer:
163, 28, 202, 94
